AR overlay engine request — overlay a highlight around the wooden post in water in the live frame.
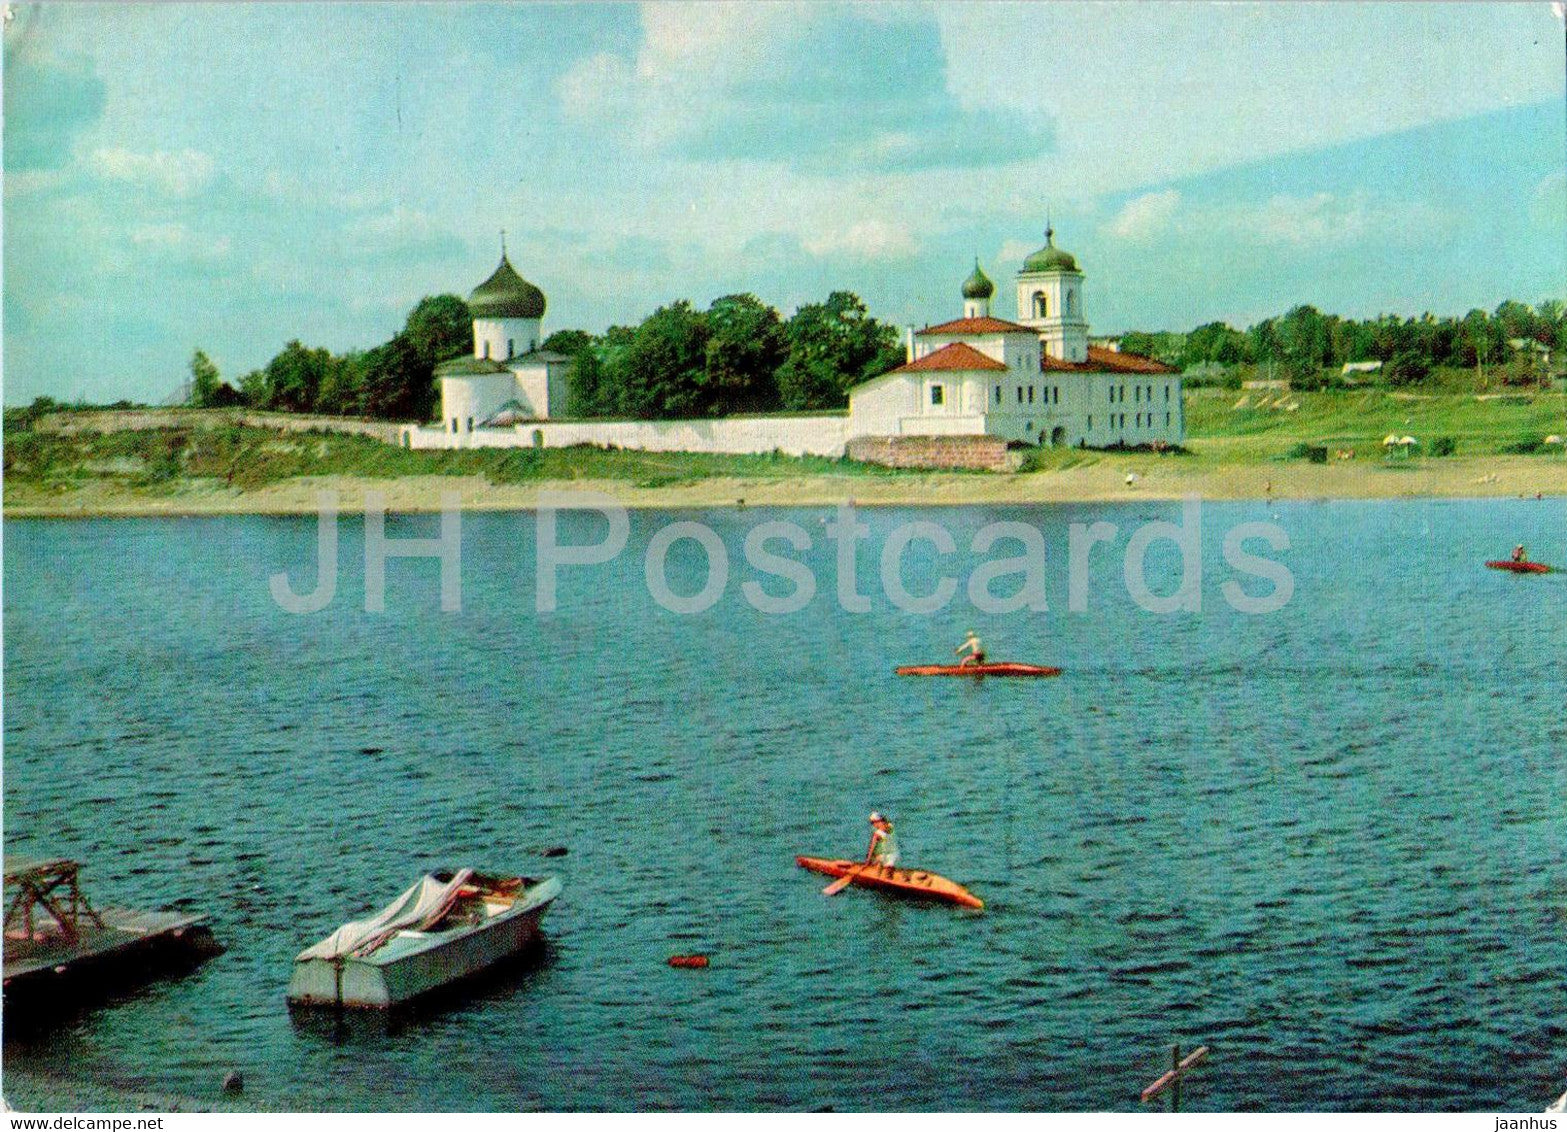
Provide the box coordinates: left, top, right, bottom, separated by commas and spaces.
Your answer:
1141, 1043, 1209, 1112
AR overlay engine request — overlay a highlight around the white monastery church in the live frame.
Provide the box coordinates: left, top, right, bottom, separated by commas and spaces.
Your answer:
410, 226, 1182, 458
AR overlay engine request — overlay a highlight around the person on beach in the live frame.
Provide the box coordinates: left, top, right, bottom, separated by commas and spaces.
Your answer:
956, 630, 985, 667
866, 812, 899, 868
1512, 544, 1528, 563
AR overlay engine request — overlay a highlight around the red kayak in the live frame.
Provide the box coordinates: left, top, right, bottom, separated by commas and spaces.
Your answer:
896, 662, 1061, 678
1486, 560, 1552, 574
796, 857, 984, 910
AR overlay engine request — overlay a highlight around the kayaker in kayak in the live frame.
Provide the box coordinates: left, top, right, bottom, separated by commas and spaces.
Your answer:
955, 630, 985, 667
866, 812, 899, 868
1512, 544, 1528, 564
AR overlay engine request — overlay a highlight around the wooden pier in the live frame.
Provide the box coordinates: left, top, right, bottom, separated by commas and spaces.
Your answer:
3, 857, 220, 1004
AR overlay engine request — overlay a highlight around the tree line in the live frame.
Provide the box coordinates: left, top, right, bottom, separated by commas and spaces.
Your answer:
1119, 299, 1566, 387
191, 290, 905, 422
192, 294, 473, 419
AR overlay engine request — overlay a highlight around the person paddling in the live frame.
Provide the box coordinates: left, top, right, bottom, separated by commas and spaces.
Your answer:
1512, 544, 1529, 564
955, 630, 985, 667
865, 812, 899, 869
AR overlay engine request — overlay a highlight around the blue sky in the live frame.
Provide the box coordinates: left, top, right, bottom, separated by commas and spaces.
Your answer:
4, 1, 1564, 405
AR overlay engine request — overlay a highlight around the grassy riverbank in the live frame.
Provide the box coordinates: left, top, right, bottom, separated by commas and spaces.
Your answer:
4, 389, 1564, 515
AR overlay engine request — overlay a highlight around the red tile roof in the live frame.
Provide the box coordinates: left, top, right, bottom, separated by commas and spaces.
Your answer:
890, 342, 1008, 374
917, 316, 1036, 337
1040, 346, 1177, 375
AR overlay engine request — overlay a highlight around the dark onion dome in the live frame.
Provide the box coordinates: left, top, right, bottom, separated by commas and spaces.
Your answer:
1022, 227, 1079, 273
468, 254, 546, 320
961, 260, 994, 300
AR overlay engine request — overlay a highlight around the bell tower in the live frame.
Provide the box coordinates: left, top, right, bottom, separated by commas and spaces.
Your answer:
1016, 226, 1088, 363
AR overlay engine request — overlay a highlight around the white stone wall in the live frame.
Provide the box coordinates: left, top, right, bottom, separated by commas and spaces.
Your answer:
405, 414, 851, 457
439, 374, 522, 433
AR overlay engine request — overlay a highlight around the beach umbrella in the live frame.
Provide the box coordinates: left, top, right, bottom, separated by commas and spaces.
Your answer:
1399, 436, 1417, 446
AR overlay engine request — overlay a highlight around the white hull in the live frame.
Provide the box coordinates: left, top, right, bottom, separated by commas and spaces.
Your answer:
288, 877, 559, 1009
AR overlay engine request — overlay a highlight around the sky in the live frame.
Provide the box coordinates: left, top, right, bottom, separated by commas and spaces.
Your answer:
4, 1, 1565, 405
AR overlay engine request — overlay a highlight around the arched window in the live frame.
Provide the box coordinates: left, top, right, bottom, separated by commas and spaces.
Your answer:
1033, 292, 1048, 319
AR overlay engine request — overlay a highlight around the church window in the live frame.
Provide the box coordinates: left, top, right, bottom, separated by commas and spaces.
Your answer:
994, 384, 1002, 406
1017, 387, 1024, 404
1165, 385, 1171, 402
1028, 386, 1035, 404
508, 338, 515, 359
1165, 412, 1172, 427
1034, 293, 1048, 319
930, 384, 944, 407
483, 341, 490, 360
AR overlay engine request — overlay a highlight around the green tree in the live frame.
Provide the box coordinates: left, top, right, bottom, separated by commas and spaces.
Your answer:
704, 293, 786, 414
565, 343, 605, 418
1384, 349, 1431, 387
777, 292, 902, 411
316, 350, 369, 415
1276, 304, 1331, 381
1180, 322, 1246, 368
239, 369, 268, 407
403, 295, 472, 367
261, 340, 333, 412
615, 301, 710, 418
189, 349, 221, 407
543, 329, 593, 356
359, 334, 436, 421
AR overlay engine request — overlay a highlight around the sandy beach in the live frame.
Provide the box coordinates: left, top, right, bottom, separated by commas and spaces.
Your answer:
5, 456, 1564, 518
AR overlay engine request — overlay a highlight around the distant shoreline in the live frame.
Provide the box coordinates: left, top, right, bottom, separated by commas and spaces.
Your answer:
6, 457, 1564, 518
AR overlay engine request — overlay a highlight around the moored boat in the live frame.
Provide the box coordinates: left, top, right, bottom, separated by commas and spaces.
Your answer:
896, 662, 1061, 677
287, 868, 560, 1009
796, 856, 983, 909
1486, 560, 1552, 574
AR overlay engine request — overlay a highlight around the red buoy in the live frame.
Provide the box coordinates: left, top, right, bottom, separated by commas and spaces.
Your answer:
667, 954, 710, 969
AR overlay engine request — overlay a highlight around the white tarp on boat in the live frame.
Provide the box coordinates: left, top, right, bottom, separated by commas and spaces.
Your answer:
297, 868, 474, 961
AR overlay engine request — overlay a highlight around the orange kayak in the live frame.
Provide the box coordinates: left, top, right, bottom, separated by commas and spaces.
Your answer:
796, 856, 984, 910
896, 663, 1061, 678
1486, 560, 1552, 574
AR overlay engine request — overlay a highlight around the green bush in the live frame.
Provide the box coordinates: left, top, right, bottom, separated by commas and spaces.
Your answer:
1430, 436, 1457, 457
1501, 436, 1543, 454
1282, 441, 1328, 463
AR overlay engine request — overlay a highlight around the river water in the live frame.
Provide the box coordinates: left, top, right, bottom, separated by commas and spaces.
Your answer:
3, 498, 1563, 1111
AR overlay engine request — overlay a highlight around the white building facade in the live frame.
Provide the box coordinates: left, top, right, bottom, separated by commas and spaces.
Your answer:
436, 254, 573, 434
415, 227, 1182, 456
847, 229, 1183, 448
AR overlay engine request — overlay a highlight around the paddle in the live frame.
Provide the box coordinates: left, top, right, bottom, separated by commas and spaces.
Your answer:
823, 862, 872, 896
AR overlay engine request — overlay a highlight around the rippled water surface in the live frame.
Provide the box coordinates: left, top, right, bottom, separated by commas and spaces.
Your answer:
4, 499, 1564, 1111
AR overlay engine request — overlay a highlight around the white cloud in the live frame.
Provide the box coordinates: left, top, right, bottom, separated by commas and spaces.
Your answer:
1530, 170, 1566, 226
556, 3, 1053, 172
1106, 190, 1180, 242
803, 220, 918, 260
92, 147, 215, 197
1229, 191, 1442, 248
128, 222, 230, 259
340, 206, 463, 264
